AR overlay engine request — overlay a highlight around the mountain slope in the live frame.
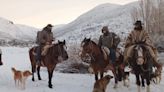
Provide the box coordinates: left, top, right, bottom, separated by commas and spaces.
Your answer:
53, 2, 139, 45
0, 17, 38, 41
53, 3, 121, 37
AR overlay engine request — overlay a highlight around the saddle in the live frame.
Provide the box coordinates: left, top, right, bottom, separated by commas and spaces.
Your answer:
41, 44, 53, 56
33, 44, 53, 56
32, 45, 52, 66
101, 46, 110, 61
101, 46, 122, 61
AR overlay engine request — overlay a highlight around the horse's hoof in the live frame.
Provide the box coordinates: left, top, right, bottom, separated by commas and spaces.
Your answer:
48, 84, 53, 88
142, 86, 145, 89
38, 78, 42, 80
0, 61, 3, 65
32, 78, 35, 81
113, 84, 118, 89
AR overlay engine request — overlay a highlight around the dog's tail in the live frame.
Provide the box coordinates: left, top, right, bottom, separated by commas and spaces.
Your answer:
11, 67, 16, 73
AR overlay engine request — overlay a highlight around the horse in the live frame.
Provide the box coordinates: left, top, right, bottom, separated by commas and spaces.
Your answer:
80, 38, 126, 88
128, 43, 153, 92
29, 40, 68, 88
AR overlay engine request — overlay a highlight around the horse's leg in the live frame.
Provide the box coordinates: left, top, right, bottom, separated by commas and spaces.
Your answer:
95, 72, 99, 81
47, 67, 55, 88
0, 54, 3, 65
32, 64, 36, 81
100, 71, 104, 79
37, 66, 42, 80
135, 74, 141, 92
141, 75, 145, 87
146, 73, 151, 92
118, 68, 122, 81
30, 48, 36, 81
112, 70, 118, 88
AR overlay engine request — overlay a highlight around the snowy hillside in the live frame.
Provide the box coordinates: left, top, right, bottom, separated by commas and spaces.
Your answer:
53, 2, 139, 45
0, 17, 38, 41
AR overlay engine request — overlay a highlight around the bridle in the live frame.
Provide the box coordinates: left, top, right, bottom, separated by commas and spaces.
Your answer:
135, 45, 145, 65
135, 45, 150, 72
57, 44, 67, 57
81, 41, 96, 62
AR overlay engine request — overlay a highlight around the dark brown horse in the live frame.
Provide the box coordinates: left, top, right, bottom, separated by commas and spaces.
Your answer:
128, 43, 153, 92
80, 38, 126, 88
29, 40, 68, 88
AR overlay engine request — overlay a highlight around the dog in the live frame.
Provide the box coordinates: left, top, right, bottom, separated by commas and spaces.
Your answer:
93, 75, 113, 92
11, 67, 32, 89
123, 72, 130, 87
150, 69, 162, 84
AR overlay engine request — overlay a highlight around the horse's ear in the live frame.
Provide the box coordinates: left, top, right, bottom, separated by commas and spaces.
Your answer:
84, 37, 86, 41
63, 40, 66, 45
86, 38, 91, 42
89, 38, 91, 41
58, 40, 60, 43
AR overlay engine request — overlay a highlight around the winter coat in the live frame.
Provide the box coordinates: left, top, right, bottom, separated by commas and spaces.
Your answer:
36, 30, 53, 45
125, 29, 154, 48
98, 32, 120, 49
124, 29, 157, 62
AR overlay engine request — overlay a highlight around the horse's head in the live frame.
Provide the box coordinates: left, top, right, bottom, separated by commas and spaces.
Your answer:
133, 44, 145, 65
80, 37, 98, 63
56, 40, 68, 61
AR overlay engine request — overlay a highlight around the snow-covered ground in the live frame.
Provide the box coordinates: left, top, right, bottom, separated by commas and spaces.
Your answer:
0, 47, 164, 92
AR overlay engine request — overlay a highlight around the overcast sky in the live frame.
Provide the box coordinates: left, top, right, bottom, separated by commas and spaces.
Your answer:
0, 0, 137, 28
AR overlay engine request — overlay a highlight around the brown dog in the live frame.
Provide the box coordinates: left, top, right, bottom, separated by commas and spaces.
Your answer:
93, 75, 113, 92
11, 67, 32, 89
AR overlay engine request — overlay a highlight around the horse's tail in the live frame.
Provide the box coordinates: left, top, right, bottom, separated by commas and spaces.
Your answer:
11, 67, 16, 73
29, 48, 32, 61
29, 47, 35, 63
29, 47, 37, 73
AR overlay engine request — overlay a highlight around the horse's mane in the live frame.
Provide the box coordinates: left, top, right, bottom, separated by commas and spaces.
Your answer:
132, 44, 152, 64
48, 43, 60, 58
90, 40, 102, 53
90, 40, 97, 46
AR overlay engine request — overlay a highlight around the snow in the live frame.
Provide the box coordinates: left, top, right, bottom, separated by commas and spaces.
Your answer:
0, 17, 38, 41
0, 1, 164, 91
0, 2, 141, 45
52, 2, 140, 47
0, 47, 164, 92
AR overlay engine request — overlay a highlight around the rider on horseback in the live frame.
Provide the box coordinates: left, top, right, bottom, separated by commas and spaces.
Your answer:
36, 24, 54, 65
124, 20, 162, 72
98, 26, 120, 64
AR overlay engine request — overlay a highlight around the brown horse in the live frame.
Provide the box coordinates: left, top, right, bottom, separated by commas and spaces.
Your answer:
128, 43, 153, 92
29, 40, 68, 88
80, 38, 126, 88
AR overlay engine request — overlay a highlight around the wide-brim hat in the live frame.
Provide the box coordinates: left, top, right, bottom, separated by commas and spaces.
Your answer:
102, 26, 109, 32
134, 20, 143, 26
47, 24, 53, 27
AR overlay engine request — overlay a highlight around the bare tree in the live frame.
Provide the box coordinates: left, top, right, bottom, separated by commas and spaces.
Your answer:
131, 0, 164, 33
130, 0, 164, 48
